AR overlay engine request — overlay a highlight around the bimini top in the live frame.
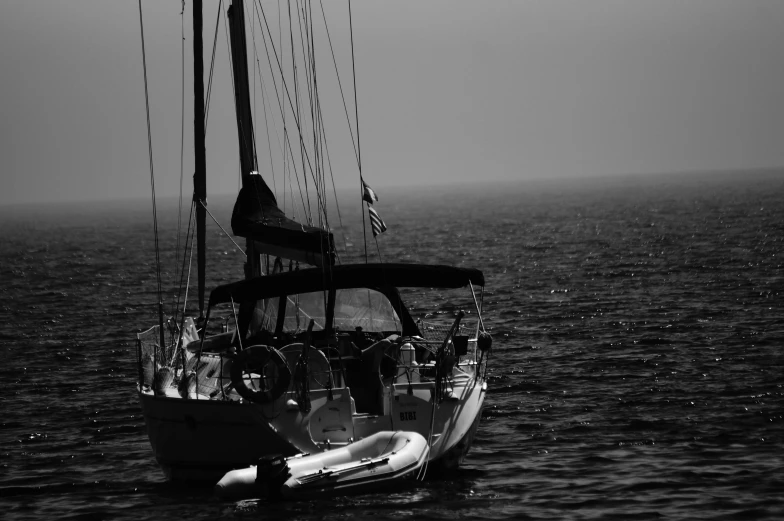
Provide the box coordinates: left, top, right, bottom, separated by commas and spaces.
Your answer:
208, 263, 485, 306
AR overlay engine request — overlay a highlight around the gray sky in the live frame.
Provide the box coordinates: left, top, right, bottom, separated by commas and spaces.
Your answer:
1, 0, 783, 206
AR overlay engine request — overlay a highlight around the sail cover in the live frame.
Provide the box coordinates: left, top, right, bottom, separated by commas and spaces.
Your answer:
231, 172, 335, 267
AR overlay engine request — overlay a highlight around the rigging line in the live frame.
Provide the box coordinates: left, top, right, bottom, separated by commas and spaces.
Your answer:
300, 1, 333, 291
308, 0, 331, 232
252, 0, 309, 221
297, 1, 313, 129
315, 109, 336, 228
309, 51, 332, 287
175, 0, 186, 279
252, 27, 279, 201
348, 0, 361, 173
249, 6, 277, 216
204, 0, 223, 132
137, 0, 166, 352
298, 2, 315, 172
173, 199, 196, 328
310, 14, 332, 237
277, 0, 282, 60
305, 9, 328, 212
170, 206, 196, 367
468, 282, 486, 333
259, 2, 301, 230
321, 114, 348, 257
248, 4, 285, 146
347, 0, 367, 264
256, 1, 324, 222
373, 236, 383, 265
312, 93, 327, 231
314, 67, 334, 233
252, 3, 315, 224
309, 9, 330, 237
298, 1, 326, 229
300, 1, 317, 154
295, 4, 316, 227
250, 0, 294, 203
255, 50, 291, 203
287, 129, 300, 222
290, 0, 313, 226
251, 0, 257, 181
279, 0, 287, 214
222, 4, 238, 135
290, 0, 304, 211
306, 1, 329, 232
318, 0, 359, 168
251, 0, 289, 160
361, 200, 368, 264
197, 199, 246, 256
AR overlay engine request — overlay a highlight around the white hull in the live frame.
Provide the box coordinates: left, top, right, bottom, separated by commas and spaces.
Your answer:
138, 362, 485, 481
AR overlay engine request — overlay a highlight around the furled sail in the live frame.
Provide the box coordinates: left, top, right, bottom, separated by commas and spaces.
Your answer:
227, 1, 334, 268
231, 172, 335, 267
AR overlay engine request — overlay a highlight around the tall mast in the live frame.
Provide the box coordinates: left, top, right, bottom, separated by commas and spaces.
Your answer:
193, 0, 207, 316
228, 0, 260, 279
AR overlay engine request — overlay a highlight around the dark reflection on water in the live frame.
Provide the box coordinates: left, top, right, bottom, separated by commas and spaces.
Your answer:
1, 172, 782, 520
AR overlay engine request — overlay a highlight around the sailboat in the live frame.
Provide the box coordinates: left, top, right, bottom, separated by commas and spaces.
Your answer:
136, 0, 491, 485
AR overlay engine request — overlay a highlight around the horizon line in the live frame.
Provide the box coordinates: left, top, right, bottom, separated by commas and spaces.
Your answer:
1, 166, 782, 210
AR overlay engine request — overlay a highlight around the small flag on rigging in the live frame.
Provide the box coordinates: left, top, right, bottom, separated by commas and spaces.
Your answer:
368, 206, 387, 237
362, 178, 379, 204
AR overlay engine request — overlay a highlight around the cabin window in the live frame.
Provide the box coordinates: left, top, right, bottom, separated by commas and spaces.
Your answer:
332, 288, 400, 333
269, 288, 401, 335
249, 297, 280, 335
281, 292, 329, 333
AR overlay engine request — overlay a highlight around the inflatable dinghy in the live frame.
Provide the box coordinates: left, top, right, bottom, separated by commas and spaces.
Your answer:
215, 430, 429, 500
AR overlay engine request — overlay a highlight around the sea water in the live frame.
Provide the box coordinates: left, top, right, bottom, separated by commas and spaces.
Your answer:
1, 171, 782, 520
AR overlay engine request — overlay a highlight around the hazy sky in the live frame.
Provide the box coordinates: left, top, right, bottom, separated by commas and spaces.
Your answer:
1, 0, 783, 206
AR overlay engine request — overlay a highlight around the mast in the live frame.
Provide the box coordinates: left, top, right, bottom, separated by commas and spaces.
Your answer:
228, 0, 260, 279
193, 0, 207, 316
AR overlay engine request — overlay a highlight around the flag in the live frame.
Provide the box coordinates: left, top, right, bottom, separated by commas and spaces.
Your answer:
362, 178, 379, 204
368, 206, 387, 237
